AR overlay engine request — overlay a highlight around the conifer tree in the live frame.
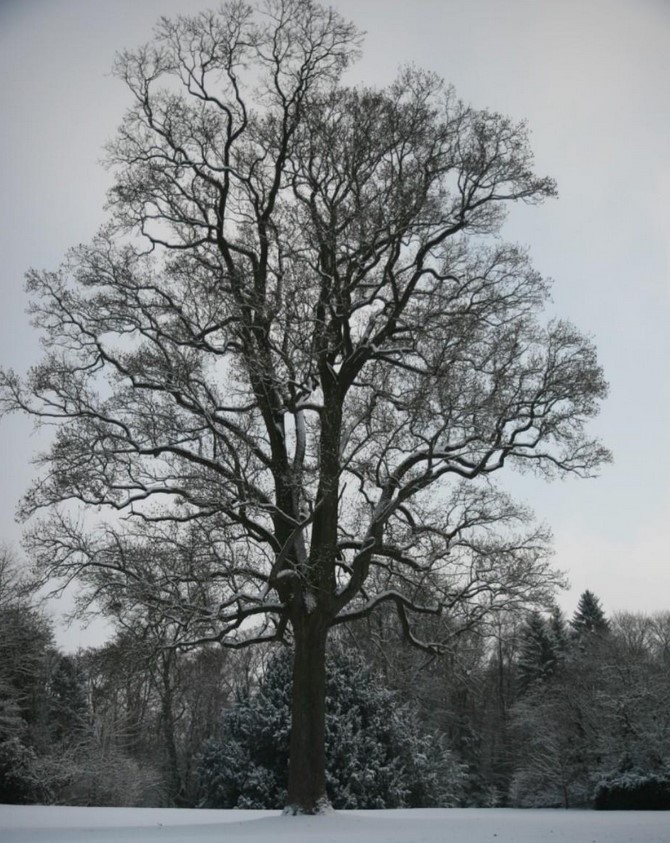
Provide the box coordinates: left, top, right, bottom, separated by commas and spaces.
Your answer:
198, 647, 464, 809
47, 654, 89, 745
516, 611, 558, 693
571, 590, 609, 636
548, 606, 568, 652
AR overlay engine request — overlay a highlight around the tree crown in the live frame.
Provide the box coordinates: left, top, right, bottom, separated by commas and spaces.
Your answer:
0, 0, 609, 654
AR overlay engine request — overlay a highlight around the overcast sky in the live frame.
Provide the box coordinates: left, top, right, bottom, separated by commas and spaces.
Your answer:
1, 0, 668, 649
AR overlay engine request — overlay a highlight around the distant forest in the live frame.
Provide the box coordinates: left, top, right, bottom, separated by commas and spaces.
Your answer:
1, 547, 669, 810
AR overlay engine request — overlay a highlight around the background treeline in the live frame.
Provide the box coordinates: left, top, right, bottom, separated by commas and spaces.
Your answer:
1, 547, 669, 809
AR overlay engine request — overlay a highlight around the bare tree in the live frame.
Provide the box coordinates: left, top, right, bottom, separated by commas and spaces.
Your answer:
0, 0, 609, 813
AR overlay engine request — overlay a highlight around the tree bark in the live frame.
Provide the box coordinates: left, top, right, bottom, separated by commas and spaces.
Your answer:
160, 683, 182, 806
286, 616, 330, 814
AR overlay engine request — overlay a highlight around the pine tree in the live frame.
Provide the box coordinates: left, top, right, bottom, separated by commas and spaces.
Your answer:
571, 590, 609, 636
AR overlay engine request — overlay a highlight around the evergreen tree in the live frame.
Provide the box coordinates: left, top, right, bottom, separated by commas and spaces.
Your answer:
516, 612, 559, 693
198, 648, 465, 809
0, 604, 53, 744
548, 606, 569, 652
571, 590, 609, 636
0, 570, 55, 803
47, 653, 89, 744
0, 738, 42, 804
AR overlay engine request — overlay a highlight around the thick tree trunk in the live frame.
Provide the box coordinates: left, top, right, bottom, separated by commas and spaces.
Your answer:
285, 617, 330, 814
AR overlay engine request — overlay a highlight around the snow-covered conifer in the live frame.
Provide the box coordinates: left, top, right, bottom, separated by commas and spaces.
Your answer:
571, 590, 609, 636
198, 647, 465, 809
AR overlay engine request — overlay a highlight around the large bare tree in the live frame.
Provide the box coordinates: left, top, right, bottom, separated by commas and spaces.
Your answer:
0, 0, 609, 813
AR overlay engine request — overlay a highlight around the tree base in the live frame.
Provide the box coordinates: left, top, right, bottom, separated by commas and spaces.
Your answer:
282, 797, 334, 816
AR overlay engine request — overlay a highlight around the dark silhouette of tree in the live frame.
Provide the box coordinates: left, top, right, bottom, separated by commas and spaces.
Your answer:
47, 654, 89, 745
548, 606, 569, 653
516, 611, 558, 693
571, 590, 609, 637
0, 0, 609, 812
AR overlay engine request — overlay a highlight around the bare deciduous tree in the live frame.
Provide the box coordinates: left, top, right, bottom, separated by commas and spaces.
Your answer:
0, 0, 609, 813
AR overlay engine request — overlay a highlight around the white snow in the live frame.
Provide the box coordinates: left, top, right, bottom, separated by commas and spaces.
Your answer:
304, 589, 317, 612
1, 806, 668, 843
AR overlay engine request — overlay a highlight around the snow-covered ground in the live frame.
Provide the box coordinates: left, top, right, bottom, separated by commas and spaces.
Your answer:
0, 805, 667, 843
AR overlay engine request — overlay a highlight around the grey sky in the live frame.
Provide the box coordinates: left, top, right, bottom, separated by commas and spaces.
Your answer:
1, 0, 668, 649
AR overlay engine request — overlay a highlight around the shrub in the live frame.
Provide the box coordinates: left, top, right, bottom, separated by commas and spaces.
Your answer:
594, 770, 670, 810
0, 738, 44, 804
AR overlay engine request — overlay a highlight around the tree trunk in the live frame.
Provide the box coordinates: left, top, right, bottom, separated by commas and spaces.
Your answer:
286, 616, 329, 814
160, 686, 182, 806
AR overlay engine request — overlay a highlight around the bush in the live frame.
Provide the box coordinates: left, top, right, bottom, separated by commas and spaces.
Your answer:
0, 738, 45, 804
594, 770, 670, 810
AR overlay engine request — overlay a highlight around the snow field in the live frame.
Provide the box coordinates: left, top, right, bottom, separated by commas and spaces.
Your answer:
1, 806, 668, 843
